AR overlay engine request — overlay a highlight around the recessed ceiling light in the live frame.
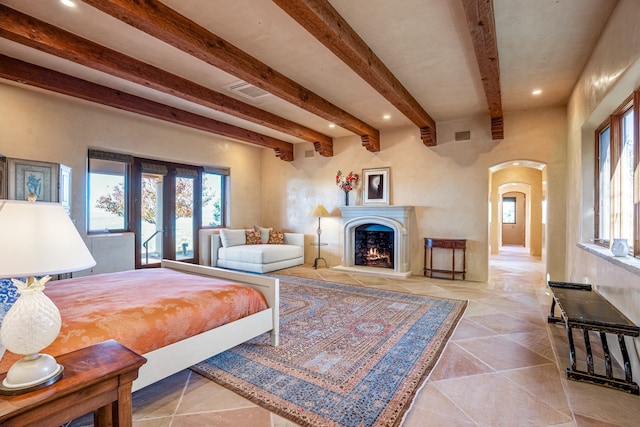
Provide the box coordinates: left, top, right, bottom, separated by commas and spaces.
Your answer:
328, 123, 336, 128
61, 0, 76, 7
532, 89, 542, 95
383, 114, 391, 120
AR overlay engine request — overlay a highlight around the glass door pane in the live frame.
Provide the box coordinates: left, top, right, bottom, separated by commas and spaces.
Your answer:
175, 176, 195, 261
140, 173, 164, 266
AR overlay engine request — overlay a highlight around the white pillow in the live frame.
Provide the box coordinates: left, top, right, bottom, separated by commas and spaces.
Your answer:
219, 229, 247, 247
254, 225, 272, 244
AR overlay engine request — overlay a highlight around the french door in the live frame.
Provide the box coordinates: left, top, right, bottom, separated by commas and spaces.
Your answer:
134, 160, 200, 268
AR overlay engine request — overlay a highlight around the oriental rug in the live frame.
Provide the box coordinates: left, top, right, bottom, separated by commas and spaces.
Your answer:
192, 276, 467, 427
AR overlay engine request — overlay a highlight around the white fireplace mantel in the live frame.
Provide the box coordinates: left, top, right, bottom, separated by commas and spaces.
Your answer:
339, 206, 414, 223
335, 205, 415, 278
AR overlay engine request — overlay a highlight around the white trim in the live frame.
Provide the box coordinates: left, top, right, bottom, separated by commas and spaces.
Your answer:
133, 260, 280, 391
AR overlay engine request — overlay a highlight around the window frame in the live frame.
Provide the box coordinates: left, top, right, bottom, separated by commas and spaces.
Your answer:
87, 151, 229, 236
594, 90, 639, 257
502, 196, 517, 224
201, 168, 229, 229
594, 123, 611, 246
87, 151, 132, 234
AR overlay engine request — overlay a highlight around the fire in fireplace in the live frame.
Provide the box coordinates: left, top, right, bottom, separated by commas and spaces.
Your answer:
354, 224, 394, 269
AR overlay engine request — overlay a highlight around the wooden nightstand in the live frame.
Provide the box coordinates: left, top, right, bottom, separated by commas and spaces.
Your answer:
0, 340, 147, 427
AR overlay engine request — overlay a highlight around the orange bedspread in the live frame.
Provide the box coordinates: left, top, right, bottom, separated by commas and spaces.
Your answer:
0, 268, 268, 372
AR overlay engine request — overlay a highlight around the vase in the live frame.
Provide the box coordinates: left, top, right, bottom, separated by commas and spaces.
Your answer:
0, 276, 63, 386
344, 191, 350, 206
0, 278, 62, 356
610, 238, 629, 257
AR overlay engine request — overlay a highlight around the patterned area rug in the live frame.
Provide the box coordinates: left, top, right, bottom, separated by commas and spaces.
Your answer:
192, 276, 467, 427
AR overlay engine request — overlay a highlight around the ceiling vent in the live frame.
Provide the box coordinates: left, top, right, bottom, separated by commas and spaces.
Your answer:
224, 80, 271, 100
455, 131, 471, 141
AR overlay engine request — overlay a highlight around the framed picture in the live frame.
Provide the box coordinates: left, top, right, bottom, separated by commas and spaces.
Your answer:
362, 167, 390, 205
8, 158, 59, 202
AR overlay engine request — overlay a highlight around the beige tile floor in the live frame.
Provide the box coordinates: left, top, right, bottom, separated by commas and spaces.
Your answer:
72, 246, 640, 426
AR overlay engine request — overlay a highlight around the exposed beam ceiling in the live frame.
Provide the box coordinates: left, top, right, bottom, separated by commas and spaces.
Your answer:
0, 4, 328, 160
462, 0, 503, 140
272, 0, 438, 147
0, 54, 295, 160
0, 0, 616, 155
81, 0, 383, 153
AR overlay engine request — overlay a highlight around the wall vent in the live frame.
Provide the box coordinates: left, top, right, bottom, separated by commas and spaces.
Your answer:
224, 80, 271, 100
304, 150, 315, 158
455, 131, 471, 141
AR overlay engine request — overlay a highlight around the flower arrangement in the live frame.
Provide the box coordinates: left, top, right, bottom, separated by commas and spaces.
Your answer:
336, 170, 360, 192
336, 170, 359, 205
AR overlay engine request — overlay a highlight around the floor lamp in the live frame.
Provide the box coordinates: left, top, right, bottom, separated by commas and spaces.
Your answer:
310, 205, 330, 269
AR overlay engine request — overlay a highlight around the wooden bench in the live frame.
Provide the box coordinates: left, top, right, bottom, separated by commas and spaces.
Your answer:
547, 281, 639, 394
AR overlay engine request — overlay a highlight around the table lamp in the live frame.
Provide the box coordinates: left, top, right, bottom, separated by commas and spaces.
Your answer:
310, 205, 330, 269
0, 199, 96, 393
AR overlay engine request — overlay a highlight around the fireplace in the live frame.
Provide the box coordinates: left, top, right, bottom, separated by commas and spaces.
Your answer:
355, 224, 394, 269
335, 206, 414, 278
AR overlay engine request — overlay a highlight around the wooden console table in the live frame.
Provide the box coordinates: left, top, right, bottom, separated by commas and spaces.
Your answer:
547, 281, 639, 394
0, 340, 147, 426
423, 238, 466, 280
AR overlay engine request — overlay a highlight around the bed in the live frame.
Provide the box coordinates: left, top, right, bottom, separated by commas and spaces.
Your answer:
0, 260, 279, 392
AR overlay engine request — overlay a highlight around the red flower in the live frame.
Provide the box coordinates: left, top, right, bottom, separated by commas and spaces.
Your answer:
336, 170, 360, 192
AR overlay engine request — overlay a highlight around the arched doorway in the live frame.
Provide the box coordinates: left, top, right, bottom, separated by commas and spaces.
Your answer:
489, 161, 546, 260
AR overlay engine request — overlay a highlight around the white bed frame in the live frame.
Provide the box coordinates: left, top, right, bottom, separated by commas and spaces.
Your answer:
132, 260, 280, 391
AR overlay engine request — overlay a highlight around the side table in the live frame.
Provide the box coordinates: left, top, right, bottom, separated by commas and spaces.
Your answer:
0, 340, 147, 427
423, 238, 467, 280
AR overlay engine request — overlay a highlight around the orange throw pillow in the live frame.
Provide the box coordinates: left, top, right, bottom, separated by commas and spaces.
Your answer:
268, 231, 284, 244
245, 229, 262, 245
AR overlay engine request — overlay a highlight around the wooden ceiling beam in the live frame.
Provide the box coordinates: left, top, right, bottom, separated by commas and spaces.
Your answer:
0, 4, 322, 157
272, 0, 437, 147
0, 55, 294, 161
461, 0, 504, 140
81, 0, 378, 152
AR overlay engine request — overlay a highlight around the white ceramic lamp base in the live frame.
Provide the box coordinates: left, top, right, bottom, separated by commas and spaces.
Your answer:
0, 353, 64, 395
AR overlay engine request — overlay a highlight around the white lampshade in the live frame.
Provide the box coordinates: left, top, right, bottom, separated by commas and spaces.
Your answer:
0, 200, 96, 393
0, 200, 96, 277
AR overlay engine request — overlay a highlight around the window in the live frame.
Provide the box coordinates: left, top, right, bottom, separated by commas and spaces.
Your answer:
619, 109, 634, 247
202, 168, 227, 228
88, 150, 229, 266
88, 150, 132, 232
596, 126, 611, 242
502, 197, 516, 224
594, 91, 639, 257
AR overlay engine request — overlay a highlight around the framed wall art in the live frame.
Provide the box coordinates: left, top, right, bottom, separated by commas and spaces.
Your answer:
8, 158, 60, 202
362, 167, 390, 205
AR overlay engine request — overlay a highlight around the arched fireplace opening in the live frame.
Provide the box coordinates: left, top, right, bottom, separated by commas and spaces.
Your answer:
336, 206, 414, 278
355, 224, 394, 269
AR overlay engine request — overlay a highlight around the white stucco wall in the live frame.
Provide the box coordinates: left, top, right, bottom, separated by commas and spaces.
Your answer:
565, 0, 640, 383
261, 107, 566, 281
0, 81, 264, 273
